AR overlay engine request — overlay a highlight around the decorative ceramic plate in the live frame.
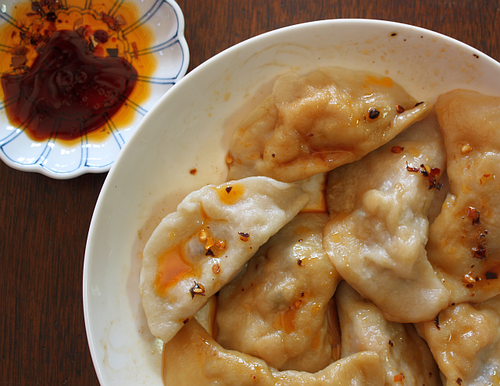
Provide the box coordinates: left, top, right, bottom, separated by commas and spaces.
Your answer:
0, 0, 189, 179
83, 19, 500, 385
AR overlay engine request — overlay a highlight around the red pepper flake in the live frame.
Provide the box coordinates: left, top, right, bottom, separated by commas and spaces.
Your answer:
100, 12, 127, 31
391, 146, 404, 154
406, 163, 442, 190
212, 263, 221, 274
406, 164, 420, 173
46, 11, 57, 22
467, 207, 480, 225
394, 372, 405, 383
189, 168, 197, 175
472, 232, 487, 260
456, 378, 463, 385
10, 55, 27, 69
238, 232, 250, 241
396, 104, 405, 113
225, 186, 233, 193
297, 258, 304, 267
189, 281, 206, 298
132, 41, 139, 58
388, 340, 394, 347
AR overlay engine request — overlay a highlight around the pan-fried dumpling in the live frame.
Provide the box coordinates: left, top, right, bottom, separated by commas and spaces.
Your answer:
336, 281, 441, 386
163, 319, 385, 386
216, 213, 341, 372
427, 90, 500, 305
227, 66, 432, 183
323, 113, 449, 323
416, 295, 500, 386
140, 177, 309, 344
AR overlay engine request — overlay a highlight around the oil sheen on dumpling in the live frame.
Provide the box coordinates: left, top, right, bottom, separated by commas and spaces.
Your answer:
163, 319, 385, 386
323, 113, 449, 323
216, 213, 341, 372
427, 90, 500, 305
416, 295, 500, 386
336, 282, 441, 386
227, 66, 432, 183
140, 177, 309, 344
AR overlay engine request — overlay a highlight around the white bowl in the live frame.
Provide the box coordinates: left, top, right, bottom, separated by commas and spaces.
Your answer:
83, 19, 500, 385
0, 0, 188, 179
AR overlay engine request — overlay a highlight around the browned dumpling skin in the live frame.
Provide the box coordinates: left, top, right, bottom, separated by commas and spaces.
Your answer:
323, 113, 449, 323
227, 66, 432, 183
216, 213, 341, 372
427, 90, 500, 305
163, 319, 386, 386
416, 296, 500, 386
336, 282, 442, 386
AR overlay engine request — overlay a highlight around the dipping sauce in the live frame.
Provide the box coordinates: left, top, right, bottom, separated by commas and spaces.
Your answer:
0, 0, 155, 142
2, 29, 137, 141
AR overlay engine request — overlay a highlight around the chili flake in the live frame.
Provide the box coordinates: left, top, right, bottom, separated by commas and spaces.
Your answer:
189, 281, 206, 299
467, 207, 480, 226
406, 163, 443, 190
238, 232, 250, 241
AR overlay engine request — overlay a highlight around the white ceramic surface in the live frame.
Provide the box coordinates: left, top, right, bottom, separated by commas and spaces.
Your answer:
0, 0, 189, 179
83, 19, 500, 385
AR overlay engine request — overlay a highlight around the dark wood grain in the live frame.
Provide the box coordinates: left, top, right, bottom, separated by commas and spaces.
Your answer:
1, 0, 498, 384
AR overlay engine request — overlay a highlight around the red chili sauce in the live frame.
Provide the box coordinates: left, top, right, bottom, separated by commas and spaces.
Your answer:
1, 29, 137, 141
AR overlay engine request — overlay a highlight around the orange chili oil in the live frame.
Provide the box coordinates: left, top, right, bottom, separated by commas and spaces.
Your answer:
0, 0, 155, 142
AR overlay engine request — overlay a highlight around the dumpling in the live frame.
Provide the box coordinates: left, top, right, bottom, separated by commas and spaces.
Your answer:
163, 319, 385, 386
323, 112, 449, 323
216, 213, 341, 372
140, 176, 309, 344
416, 296, 500, 386
297, 173, 328, 213
336, 281, 441, 386
227, 66, 432, 183
427, 89, 500, 305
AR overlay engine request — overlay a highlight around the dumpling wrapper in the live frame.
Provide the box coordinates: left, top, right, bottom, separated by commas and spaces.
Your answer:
140, 176, 309, 344
216, 213, 341, 372
163, 319, 385, 386
416, 296, 500, 386
227, 66, 432, 183
336, 281, 441, 386
323, 113, 449, 323
427, 89, 500, 304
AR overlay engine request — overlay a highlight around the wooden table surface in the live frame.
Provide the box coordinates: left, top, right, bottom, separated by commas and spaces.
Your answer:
1, 0, 499, 384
